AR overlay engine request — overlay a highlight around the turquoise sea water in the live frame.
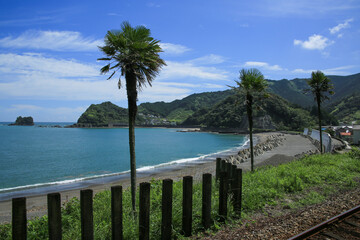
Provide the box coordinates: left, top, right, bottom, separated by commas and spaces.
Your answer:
0, 123, 247, 199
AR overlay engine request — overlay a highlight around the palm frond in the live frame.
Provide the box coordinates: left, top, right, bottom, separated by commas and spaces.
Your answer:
97, 57, 112, 61
107, 71, 116, 80
98, 21, 166, 92
100, 64, 110, 74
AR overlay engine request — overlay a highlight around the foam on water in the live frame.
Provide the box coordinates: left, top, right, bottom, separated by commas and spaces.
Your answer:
0, 136, 250, 200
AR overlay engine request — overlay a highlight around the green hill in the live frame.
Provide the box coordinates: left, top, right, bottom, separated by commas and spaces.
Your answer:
267, 73, 360, 108
267, 78, 312, 107
77, 101, 144, 127
138, 73, 360, 124
327, 92, 360, 124
183, 93, 315, 131
76, 73, 359, 128
138, 90, 234, 123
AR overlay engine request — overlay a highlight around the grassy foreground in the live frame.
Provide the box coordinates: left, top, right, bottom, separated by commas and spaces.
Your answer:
1, 148, 359, 239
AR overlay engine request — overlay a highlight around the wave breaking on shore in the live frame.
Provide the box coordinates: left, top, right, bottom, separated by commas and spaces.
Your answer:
0, 136, 251, 201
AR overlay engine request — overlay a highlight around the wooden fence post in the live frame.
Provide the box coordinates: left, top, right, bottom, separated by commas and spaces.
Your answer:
182, 176, 193, 237
231, 165, 237, 196
219, 172, 228, 222
234, 168, 243, 215
202, 173, 212, 229
48, 193, 62, 240
161, 179, 173, 240
226, 162, 232, 178
111, 186, 123, 240
139, 182, 150, 240
216, 158, 221, 181
81, 189, 93, 240
12, 197, 26, 240
220, 160, 226, 173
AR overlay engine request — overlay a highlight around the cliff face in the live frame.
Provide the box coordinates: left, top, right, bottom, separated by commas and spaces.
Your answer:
238, 115, 276, 130
10, 116, 34, 126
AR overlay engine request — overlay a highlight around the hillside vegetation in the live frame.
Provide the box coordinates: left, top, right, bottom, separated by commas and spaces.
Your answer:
267, 73, 360, 108
267, 78, 312, 107
9, 116, 34, 126
138, 90, 234, 123
76, 73, 359, 127
183, 93, 314, 130
77, 101, 142, 127
328, 92, 360, 124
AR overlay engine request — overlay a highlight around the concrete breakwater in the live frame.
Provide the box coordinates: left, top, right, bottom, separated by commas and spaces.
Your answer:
225, 133, 287, 165
224, 133, 322, 166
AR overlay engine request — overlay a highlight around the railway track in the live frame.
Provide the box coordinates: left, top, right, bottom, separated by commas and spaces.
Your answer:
289, 205, 360, 239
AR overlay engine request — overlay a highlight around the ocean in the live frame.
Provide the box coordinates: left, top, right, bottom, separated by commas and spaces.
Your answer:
0, 123, 248, 200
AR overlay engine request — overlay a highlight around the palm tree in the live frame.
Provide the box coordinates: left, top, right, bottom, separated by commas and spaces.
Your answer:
305, 70, 334, 153
230, 68, 268, 172
98, 21, 166, 212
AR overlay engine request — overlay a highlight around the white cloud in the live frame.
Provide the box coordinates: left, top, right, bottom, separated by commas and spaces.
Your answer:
243, 61, 283, 71
189, 54, 226, 65
329, 18, 354, 34
159, 61, 229, 81
107, 13, 122, 17
8, 104, 43, 111
0, 53, 228, 107
323, 65, 356, 75
203, 83, 225, 89
156, 81, 224, 89
293, 65, 355, 76
294, 34, 334, 50
5, 105, 87, 122
0, 30, 102, 51
147, 2, 161, 8
292, 68, 314, 74
256, 0, 360, 17
0, 53, 99, 78
0, 17, 57, 27
159, 43, 191, 55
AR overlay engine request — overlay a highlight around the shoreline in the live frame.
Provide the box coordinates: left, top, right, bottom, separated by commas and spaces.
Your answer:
0, 132, 319, 224
0, 133, 250, 201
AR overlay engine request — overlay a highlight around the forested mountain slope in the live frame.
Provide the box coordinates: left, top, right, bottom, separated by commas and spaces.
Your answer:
76, 73, 359, 127
138, 90, 234, 123
266, 73, 360, 108
183, 93, 315, 130
327, 92, 360, 124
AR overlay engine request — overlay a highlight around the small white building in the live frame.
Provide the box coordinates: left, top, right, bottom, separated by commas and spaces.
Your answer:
353, 125, 360, 145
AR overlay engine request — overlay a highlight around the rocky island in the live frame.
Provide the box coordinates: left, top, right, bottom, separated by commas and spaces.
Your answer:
9, 116, 34, 126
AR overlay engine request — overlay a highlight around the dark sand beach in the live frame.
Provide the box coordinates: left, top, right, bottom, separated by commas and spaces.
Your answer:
0, 132, 321, 223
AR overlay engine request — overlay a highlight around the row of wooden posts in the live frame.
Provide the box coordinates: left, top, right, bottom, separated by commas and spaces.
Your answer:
11, 158, 242, 240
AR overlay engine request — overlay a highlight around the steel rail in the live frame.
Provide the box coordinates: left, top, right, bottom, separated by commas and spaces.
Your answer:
288, 205, 360, 240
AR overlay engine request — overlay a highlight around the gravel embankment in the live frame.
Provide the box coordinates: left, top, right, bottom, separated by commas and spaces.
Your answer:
196, 187, 360, 239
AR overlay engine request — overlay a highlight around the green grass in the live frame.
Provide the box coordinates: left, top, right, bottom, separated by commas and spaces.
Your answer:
1, 149, 360, 239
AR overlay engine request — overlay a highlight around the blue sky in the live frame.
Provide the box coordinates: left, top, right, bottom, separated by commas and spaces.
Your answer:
0, 0, 359, 122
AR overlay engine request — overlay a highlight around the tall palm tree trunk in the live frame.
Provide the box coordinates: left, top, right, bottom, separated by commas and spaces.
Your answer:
126, 72, 138, 212
247, 94, 254, 172
316, 95, 323, 154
